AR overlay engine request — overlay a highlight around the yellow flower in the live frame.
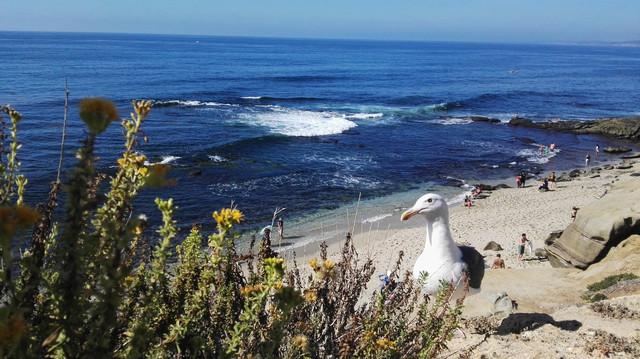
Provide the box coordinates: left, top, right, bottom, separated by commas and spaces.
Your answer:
363, 330, 374, 342
230, 209, 244, 223
375, 338, 397, 350
308, 258, 319, 271
212, 207, 244, 229
133, 100, 153, 118
79, 98, 119, 134
7, 108, 22, 123
303, 289, 317, 302
292, 334, 309, 351
323, 259, 335, 271
240, 284, 265, 296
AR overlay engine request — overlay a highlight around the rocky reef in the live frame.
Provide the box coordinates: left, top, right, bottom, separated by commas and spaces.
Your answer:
508, 116, 640, 142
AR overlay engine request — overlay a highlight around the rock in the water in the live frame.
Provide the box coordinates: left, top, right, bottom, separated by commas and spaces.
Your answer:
467, 115, 501, 124
546, 179, 640, 269
621, 153, 640, 159
490, 292, 516, 315
534, 248, 547, 258
508, 116, 640, 142
568, 169, 582, 178
484, 241, 504, 251
603, 146, 632, 154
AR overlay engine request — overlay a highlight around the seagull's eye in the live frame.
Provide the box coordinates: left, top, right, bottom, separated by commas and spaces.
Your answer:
427, 198, 433, 203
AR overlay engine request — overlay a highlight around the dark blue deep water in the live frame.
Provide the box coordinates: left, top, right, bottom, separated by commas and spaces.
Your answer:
1, 32, 639, 231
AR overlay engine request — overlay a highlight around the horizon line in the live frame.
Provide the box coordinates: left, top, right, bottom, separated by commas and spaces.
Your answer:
2, 29, 637, 48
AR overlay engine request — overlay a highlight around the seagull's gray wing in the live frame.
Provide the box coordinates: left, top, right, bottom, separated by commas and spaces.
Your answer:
459, 245, 485, 289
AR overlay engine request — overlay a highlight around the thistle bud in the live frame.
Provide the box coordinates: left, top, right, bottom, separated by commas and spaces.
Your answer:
79, 98, 118, 134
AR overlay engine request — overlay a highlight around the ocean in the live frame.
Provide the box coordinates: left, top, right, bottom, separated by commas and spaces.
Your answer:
2, 31, 639, 240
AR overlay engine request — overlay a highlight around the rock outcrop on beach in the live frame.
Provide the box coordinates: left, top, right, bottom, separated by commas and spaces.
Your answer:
546, 180, 640, 269
508, 116, 640, 142
572, 235, 640, 282
484, 241, 504, 251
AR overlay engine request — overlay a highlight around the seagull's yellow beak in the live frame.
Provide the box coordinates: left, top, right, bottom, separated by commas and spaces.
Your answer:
401, 208, 418, 221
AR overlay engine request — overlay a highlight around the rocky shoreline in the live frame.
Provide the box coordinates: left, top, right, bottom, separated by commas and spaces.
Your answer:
508, 115, 640, 142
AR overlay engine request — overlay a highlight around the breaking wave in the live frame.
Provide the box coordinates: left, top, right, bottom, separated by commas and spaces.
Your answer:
237, 107, 357, 137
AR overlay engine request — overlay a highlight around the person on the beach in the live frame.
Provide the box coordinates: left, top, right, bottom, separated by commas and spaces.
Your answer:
585, 153, 591, 168
518, 233, 529, 260
277, 217, 284, 239
571, 206, 579, 221
549, 171, 557, 189
595, 144, 600, 158
464, 195, 473, 208
491, 254, 505, 269
538, 178, 549, 192
262, 226, 271, 242
520, 170, 527, 187
516, 175, 522, 188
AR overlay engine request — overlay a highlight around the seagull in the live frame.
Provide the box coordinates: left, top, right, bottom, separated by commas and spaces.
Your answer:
401, 193, 484, 297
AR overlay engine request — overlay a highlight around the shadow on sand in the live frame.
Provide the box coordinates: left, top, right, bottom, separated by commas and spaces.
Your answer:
496, 313, 582, 335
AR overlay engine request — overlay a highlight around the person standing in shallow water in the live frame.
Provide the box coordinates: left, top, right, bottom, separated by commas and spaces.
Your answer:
520, 170, 527, 188
277, 217, 284, 240
595, 145, 600, 159
585, 153, 591, 168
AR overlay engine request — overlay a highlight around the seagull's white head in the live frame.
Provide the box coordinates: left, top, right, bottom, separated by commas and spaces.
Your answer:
401, 193, 448, 222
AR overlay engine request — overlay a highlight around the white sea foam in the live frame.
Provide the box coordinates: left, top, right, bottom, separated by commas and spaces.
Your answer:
420, 102, 449, 111
433, 117, 473, 126
345, 112, 384, 120
208, 155, 227, 163
241, 96, 262, 100
328, 173, 380, 189
155, 100, 237, 107
361, 213, 392, 224
144, 155, 181, 166
517, 146, 560, 164
238, 108, 357, 137
160, 155, 180, 164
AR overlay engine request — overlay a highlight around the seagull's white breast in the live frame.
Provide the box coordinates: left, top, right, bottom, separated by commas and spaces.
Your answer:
413, 245, 466, 295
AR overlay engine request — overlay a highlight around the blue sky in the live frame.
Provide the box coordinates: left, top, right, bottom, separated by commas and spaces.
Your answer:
3, 0, 639, 43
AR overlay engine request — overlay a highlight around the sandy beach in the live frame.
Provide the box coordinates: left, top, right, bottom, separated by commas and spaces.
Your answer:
286, 158, 640, 357
292, 160, 632, 285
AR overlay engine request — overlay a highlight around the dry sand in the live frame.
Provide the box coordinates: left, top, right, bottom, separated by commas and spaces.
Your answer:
287, 160, 640, 358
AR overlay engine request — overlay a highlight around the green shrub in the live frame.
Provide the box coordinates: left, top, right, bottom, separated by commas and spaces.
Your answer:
0, 101, 463, 358
587, 273, 639, 292
582, 293, 608, 303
